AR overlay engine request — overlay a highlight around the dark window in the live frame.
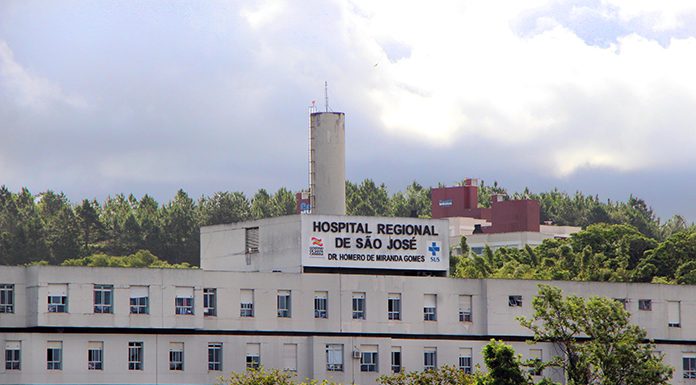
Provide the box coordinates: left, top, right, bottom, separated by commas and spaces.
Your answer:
459, 355, 472, 374
208, 343, 222, 371
684, 357, 696, 379
130, 287, 149, 314
352, 293, 366, 319
388, 294, 401, 320
175, 290, 194, 315
169, 344, 184, 371
240, 289, 254, 317
360, 351, 378, 372
424, 349, 437, 370
93, 284, 113, 314
277, 290, 291, 318
0, 284, 15, 313
47, 343, 62, 370
508, 295, 522, 307
204, 288, 217, 316
88, 343, 103, 370
391, 350, 401, 373
314, 293, 328, 319
128, 342, 143, 370
246, 227, 259, 254
5, 342, 20, 370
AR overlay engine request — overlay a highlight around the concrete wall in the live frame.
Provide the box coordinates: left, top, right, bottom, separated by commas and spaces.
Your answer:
2, 266, 696, 384
200, 216, 302, 272
539, 224, 582, 238
464, 231, 553, 254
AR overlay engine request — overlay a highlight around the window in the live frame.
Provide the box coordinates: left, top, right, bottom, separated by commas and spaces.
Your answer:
246, 343, 260, 369
424, 347, 437, 370
88, 341, 104, 370
130, 286, 149, 314
128, 341, 144, 370
424, 294, 437, 321
277, 290, 291, 318
439, 199, 453, 207
283, 344, 297, 371
614, 298, 627, 309
459, 348, 472, 374
685, 356, 696, 379
246, 227, 259, 254
391, 347, 402, 373
668, 301, 681, 328
508, 295, 522, 307
639, 299, 652, 311
47, 284, 68, 313
204, 288, 217, 316
208, 343, 223, 371
47, 341, 62, 370
169, 342, 184, 370
352, 292, 366, 320
175, 287, 194, 315
529, 349, 542, 376
314, 291, 328, 318
93, 284, 113, 314
388, 293, 401, 321
360, 346, 378, 372
240, 289, 254, 317
0, 284, 14, 313
5, 341, 20, 370
326, 344, 343, 371
459, 295, 472, 322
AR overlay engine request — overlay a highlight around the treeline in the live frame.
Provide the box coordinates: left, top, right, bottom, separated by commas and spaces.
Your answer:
347, 179, 693, 240
0, 187, 296, 266
453, 223, 696, 284
0, 180, 692, 267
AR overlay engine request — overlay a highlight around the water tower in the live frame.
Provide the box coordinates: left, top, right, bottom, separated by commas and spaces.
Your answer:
309, 111, 346, 215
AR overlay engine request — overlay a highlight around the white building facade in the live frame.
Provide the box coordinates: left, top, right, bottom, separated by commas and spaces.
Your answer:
0, 215, 693, 384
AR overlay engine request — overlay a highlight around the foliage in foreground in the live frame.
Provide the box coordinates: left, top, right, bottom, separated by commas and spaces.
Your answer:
219, 320, 670, 385
518, 285, 672, 385
216, 367, 338, 385
475, 340, 537, 385
378, 364, 475, 385
377, 340, 553, 385
60, 249, 195, 268
218, 342, 535, 385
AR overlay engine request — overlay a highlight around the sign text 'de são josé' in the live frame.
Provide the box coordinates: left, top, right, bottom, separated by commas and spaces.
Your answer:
301, 215, 449, 271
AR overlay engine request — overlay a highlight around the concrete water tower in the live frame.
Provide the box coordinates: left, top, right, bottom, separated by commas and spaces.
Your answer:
309, 111, 346, 215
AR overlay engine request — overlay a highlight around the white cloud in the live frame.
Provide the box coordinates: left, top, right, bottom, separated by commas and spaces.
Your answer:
603, 0, 696, 30
241, 0, 287, 29
0, 40, 87, 110
329, 1, 696, 176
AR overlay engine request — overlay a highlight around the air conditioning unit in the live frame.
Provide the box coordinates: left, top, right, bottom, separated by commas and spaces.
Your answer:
352, 350, 361, 359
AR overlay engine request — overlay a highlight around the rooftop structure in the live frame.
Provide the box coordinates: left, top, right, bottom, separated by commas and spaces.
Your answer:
201, 214, 450, 277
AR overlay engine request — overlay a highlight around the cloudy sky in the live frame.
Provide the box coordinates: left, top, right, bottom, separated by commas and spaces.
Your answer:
1, 0, 696, 221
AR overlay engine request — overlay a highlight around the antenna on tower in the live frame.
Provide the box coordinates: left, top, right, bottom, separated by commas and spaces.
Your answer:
324, 81, 331, 112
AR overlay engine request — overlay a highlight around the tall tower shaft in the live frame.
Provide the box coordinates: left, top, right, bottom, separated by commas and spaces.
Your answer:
309, 112, 346, 215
